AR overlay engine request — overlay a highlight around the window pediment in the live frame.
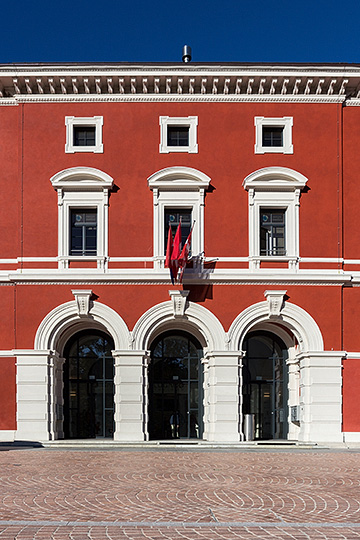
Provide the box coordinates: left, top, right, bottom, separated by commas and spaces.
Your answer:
148, 166, 210, 191
50, 166, 114, 191
243, 166, 308, 192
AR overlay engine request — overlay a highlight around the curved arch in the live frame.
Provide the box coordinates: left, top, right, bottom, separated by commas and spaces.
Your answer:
50, 166, 114, 190
243, 166, 308, 191
147, 166, 211, 190
228, 300, 323, 353
132, 301, 226, 351
35, 300, 130, 353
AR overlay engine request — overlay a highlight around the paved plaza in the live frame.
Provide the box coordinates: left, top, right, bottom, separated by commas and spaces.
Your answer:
0, 446, 360, 539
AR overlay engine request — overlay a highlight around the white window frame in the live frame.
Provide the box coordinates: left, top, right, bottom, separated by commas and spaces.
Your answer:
50, 167, 114, 269
243, 167, 308, 270
147, 167, 210, 270
254, 116, 293, 154
65, 116, 104, 153
159, 116, 198, 153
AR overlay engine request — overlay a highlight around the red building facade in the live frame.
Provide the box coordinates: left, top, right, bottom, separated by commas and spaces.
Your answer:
0, 62, 359, 444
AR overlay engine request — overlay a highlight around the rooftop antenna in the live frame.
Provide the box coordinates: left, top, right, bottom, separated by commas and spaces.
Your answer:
182, 45, 192, 63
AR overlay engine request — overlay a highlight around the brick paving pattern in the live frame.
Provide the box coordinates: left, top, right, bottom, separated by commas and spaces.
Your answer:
0, 448, 359, 539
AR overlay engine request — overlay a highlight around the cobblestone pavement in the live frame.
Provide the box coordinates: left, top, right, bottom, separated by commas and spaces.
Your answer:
0, 447, 360, 539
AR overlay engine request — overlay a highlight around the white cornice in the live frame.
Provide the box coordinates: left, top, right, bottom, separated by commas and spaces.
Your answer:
0, 65, 358, 100
0, 268, 353, 286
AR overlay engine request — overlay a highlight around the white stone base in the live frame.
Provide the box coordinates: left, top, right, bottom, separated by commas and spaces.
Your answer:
0, 430, 15, 442
343, 432, 360, 443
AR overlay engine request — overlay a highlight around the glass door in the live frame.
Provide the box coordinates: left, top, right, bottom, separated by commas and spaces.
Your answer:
64, 331, 115, 439
243, 331, 288, 440
148, 331, 203, 440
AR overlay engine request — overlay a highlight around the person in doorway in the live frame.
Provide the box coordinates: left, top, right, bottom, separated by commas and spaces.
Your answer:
170, 411, 180, 438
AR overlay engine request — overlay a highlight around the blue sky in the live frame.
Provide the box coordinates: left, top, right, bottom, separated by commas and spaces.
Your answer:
1, 0, 359, 64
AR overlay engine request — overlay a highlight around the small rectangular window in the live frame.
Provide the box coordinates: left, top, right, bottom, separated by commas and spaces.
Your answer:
74, 126, 96, 147
260, 209, 286, 256
70, 209, 97, 256
262, 126, 283, 147
167, 126, 189, 147
164, 209, 192, 255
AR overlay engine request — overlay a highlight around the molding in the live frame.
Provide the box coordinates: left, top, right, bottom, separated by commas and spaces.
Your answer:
243, 166, 308, 191
159, 116, 198, 153
65, 116, 103, 153
34, 299, 130, 352
50, 166, 113, 190
227, 298, 324, 352
168, 289, 190, 317
132, 300, 226, 351
264, 290, 287, 318
148, 166, 210, 190
2, 94, 346, 104
0, 268, 354, 285
254, 117, 293, 154
72, 289, 92, 316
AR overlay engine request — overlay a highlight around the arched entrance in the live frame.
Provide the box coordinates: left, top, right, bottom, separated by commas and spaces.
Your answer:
242, 331, 288, 440
63, 330, 115, 439
148, 331, 203, 440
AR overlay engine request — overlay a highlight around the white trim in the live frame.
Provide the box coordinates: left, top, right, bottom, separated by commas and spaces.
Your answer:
147, 167, 210, 268
255, 116, 293, 154
132, 300, 226, 351
65, 116, 103, 153
243, 167, 308, 268
159, 116, 198, 153
227, 299, 324, 353
343, 432, 360, 442
0, 430, 15, 442
2, 95, 346, 104
34, 299, 129, 352
50, 167, 114, 269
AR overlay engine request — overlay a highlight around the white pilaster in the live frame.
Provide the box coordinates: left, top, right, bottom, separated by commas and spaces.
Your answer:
204, 351, 243, 442
16, 351, 64, 441
113, 350, 148, 441
298, 351, 344, 443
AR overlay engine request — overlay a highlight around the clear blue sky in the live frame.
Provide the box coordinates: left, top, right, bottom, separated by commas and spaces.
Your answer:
1, 0, 359, 64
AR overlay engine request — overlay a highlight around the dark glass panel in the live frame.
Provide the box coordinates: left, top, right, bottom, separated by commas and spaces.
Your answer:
63, 331, 115, 439
74, 126, 96, 146
148, 331, 203, 440
262, 126, 283, 147
167, 126, 189, 146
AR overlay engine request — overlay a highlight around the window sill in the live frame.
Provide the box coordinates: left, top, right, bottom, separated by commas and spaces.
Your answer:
58, 256, 107, 270
249, 256, 299, 271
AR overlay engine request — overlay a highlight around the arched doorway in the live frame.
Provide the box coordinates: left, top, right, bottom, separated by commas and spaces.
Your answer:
148, 331, 203, 440
242, 331, 288, 440
63, 330, 115, 439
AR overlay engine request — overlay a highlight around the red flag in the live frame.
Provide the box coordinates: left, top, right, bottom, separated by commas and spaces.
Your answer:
165, 225, 173, 269
178, 226, 193, 283
170, 222, 181, 282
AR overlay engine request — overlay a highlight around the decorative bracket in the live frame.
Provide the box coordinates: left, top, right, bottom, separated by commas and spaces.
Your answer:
264, 290, 287, 319
72, 289, 93, 317
169, 290, 190, 318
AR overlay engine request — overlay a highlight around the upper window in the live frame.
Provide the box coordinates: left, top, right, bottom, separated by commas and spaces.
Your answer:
147, 167, 211, 270
243, 167, 308, 270
255, 117, 293, 154
70, 209, 97, 256
159, 116, 198, 153
260, 209, 286, 256
164, 209, 192, 255
65, 116, 103, 153
50, 167, 114, 270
